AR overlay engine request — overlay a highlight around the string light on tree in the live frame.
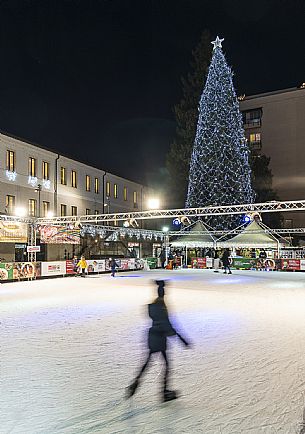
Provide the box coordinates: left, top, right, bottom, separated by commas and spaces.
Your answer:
186, 36, 254, 230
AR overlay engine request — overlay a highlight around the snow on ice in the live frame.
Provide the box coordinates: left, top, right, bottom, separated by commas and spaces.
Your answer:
1, 269, 305, 433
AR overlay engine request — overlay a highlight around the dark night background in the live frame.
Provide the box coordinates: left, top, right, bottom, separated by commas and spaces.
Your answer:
0, 0, 304, 188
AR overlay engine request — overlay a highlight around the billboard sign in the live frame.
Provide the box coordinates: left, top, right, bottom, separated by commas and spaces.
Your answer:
0, 221, 28, 243
40, 225, 80, 244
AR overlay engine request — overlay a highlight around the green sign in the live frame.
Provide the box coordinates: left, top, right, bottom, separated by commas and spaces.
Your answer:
232, 258, 257, 270
146, 257, 158, 269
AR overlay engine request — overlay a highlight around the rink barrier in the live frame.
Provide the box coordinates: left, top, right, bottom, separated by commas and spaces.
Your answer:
190, 257, 305, 271
0, 258, 147, 282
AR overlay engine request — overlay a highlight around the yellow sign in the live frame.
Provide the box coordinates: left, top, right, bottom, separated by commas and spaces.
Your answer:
0, 221, 28, 243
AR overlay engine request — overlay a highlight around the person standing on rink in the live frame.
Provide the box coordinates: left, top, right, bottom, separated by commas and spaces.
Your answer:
109, 258, 118, 277
126, 280, 190, 402
77, 256, 87, 277
221, 248, 232, 274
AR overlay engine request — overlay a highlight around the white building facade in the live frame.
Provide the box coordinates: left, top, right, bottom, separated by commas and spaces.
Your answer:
0, 132, 150, 219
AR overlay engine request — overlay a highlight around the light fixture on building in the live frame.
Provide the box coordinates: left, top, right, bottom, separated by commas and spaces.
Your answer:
15, 207, 26, 217
147, 198, 160, 209
6, 170, 17, 181
238, 94, 246, 101
299, 82, 305, 89
28, 176, 38, 187
43, 180, 51, 189
162, 226, 169, 233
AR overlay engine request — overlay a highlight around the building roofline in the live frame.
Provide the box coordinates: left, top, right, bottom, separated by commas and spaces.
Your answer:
240, 86, 305, 101
0, 129, 147, 187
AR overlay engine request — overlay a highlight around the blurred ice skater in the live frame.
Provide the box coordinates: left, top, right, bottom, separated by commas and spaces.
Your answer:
126, 280, 190, 402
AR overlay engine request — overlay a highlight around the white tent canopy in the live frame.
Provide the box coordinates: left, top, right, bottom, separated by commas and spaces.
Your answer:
216, 220, 286, 249
170, 220, 216, 248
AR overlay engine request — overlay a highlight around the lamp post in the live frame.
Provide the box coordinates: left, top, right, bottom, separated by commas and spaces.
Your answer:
35, 184, 42, 218
162, 226, 169, 266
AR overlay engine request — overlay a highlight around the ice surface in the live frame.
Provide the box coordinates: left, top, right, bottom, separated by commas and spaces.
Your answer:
1, 269, 305, 433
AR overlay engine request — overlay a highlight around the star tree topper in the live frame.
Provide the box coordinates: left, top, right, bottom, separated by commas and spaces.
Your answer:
211, 36, 224, 50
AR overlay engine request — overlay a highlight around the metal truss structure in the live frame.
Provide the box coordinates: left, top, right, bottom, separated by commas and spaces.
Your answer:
35, 199, 305, 225
1, 200, 305, 261
168, 228, 305, 236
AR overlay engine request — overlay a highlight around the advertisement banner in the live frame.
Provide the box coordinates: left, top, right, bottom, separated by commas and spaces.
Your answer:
300, 259, 305, 271
40, 225, 80, 244
233, 258, 257, 269
0, 263, 13, 280
0, 221, 28, 243
281, 259, 300, 271
0, 262, 41, 280
66, 260, 76, 274
146, 257, 158, 269
41, 261, 66, 276
120, 259, 129, 270
87, 260, 106, 273
206, 258, 213, 268
192, 258, 206, 269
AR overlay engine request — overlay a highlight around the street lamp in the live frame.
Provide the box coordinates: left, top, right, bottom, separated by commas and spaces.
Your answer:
15, 207, 26, 217
35, 184, 42, 217
147, 198, 160, 210
162, 226, 169, 266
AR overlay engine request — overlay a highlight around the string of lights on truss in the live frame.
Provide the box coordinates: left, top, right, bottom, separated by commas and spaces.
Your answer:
78, 225, 165, 241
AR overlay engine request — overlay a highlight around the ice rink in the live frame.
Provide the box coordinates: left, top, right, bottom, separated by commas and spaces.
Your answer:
2, 269, 305, 434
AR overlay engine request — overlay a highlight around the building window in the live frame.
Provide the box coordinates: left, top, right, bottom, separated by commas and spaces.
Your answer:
42, 162, 50, 180
61, 204, 67, 216
114, 184, 118, 198
106, 181, 110, 197
6, 195, 15, 214
60, 167, 67, 185
42, 201, 50, 217
28, 199, 37, 217
95, 177, 99, 194
86, 208, 91, 215
28, 157, 36, 177
71, 170, 77, 188
86, 175, 91, 192
133, 191, 137, 204
6, 150, 15, 172
95, 210, 99, 215
242, 108, 262, 127
71, 206, 77, 216
124, 186, 128, 201
249, 132, 261, 143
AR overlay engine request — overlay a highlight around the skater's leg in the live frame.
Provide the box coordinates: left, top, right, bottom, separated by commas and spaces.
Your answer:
126, 352, 152, 398
161, 350, 169, 392
137, 351, 152, 379
161, 351, 178, 402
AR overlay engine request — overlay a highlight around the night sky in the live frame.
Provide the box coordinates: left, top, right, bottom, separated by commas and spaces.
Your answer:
0, 0, 304, 188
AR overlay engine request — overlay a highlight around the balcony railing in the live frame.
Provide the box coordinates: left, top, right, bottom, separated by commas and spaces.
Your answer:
243, 119, 261, 128
249, 140, 262, 151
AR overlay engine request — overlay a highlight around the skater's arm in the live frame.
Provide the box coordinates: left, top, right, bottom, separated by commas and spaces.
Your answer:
176, 332, 190, 346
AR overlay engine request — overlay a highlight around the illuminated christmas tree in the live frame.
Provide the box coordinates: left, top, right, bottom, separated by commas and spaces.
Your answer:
186, 36, 254, 230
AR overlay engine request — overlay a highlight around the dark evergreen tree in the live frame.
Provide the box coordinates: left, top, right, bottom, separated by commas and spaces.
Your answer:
166, 30, 212, 207
186, 36, 254, 230
251, 153, 282, 227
